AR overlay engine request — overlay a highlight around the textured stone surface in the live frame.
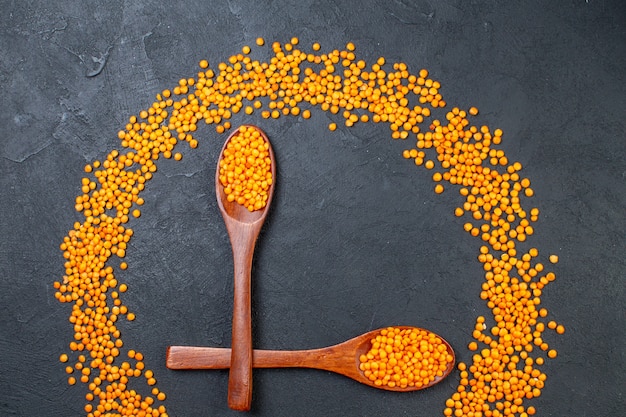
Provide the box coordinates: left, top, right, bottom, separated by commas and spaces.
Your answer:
1, 1, 625, 416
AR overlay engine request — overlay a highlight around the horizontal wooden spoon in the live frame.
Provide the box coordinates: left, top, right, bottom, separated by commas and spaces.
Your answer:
216, 125, 276, 410
167, 326, 455, 392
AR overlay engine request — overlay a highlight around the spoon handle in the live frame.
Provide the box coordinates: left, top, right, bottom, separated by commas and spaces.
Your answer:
167, 345, 350, 373
227, 225, 259, 411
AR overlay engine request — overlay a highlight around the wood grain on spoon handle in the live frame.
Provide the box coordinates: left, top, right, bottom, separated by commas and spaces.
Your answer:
167, 344, 358, 377
226, 222, 258, 411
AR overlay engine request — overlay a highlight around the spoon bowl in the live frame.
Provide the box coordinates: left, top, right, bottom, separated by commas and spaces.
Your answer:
216, 125, 276, 410
167, 326, 455, 392
216, 125, 276, 225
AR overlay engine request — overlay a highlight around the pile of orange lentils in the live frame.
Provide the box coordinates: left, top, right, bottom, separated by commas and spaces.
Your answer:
54, 37, 563, 416
218, 125, 273, 212
359, 327, 454, 389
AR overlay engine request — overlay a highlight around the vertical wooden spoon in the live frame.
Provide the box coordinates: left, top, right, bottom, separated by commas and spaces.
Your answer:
215, 125, 276, 411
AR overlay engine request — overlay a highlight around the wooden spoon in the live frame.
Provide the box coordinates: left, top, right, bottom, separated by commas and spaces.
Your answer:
215, 125, 276, 411
167, 326, 455, 392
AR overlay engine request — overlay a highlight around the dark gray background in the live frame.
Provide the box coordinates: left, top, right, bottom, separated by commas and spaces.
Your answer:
1, 1, 624, 416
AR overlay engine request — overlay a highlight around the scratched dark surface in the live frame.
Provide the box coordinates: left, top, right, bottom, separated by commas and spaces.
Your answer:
1, 1, 625, 416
